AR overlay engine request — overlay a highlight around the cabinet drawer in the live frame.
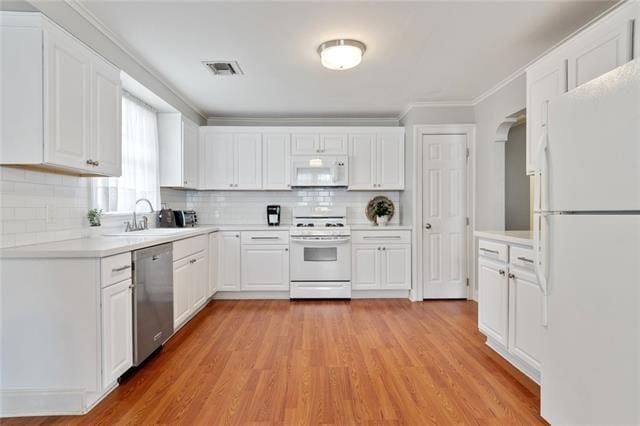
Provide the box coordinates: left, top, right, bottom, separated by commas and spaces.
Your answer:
101, 252, 132, 288
478, 240, 508, 262
352, 230, 410, 245
173, 234, 208, 261
510, 246, 535, 270
241, 230, 289, 245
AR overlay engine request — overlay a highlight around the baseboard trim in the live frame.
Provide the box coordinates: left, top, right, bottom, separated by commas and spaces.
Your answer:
352, 290, 410, 299
0, 389, 86, 417
212, 291, 290, 300
485, 337, 541, 384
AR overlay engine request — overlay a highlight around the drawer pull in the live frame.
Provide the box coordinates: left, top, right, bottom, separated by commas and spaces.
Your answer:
251, 236, 279, 240
363, 236, 401, 239
480, 248, 499, 254
190, 258, 197, 264
112, 265, 131, 273
517, 256, 534, 264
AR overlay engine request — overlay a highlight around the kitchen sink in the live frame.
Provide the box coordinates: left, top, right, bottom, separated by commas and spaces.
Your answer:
103, 228, 196, 237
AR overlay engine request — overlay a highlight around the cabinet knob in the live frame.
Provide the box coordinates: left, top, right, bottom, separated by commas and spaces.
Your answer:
285, 248, 288, 251
94, 160, 99, 166
508, 272, 515, 279
382, 247, 386, 251
499, 270, 506, 276
235, 234, 240, 238
229, 184, 233, 187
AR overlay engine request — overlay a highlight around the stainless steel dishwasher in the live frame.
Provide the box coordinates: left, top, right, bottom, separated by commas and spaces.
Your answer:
132, 243, 173, 366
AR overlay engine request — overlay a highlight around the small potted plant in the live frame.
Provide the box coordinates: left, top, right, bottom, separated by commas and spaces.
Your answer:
87, 208, 103, 227
373, 200, 392, 226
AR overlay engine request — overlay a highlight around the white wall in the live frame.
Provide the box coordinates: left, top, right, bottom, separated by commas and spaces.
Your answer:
505, 122, 530, 230
3, 0, 205, 125
473, 75, 526, 231
399, 105, 475, 226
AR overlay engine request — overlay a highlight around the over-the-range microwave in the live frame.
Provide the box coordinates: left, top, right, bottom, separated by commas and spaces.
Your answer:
290, 156, 348, 187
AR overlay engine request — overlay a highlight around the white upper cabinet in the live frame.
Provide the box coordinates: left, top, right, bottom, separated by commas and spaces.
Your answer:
291, 133, 319, 155
319, 133, 348, 154
526, 2, 638, 175
0, 13, 122, 176
159, 114, 199, 188
262, 133, 291, 190
377, 132, 405, 190
91, 55, 122, 177
565, 3, 636, 90
234, 133, 262, 189
348, 134, 377, 190
348, 130, 405, 190
199, 129, 261, 190
526, 50, 567, 175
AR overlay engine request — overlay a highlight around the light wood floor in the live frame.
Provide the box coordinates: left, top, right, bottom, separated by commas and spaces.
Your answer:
6, 300, 546, 425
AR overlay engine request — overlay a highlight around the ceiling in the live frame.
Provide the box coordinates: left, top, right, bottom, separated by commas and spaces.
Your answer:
80, 1, 615, 119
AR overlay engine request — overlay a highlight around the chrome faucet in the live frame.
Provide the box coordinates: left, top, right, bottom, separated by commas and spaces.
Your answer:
125, 198, 154, 232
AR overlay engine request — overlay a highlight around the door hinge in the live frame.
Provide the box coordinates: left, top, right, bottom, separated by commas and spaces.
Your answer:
466, 148, 470, 159
466, 217, 470, 226
466, 278, 470, 287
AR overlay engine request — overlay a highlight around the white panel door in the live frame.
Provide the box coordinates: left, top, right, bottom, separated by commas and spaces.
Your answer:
240, 245, 290, 291
262, 133, 291, 190
378, 132, 404, 190
218, 232, 241, 290
90, 56, 121, 177
348, 134, 377, 190
477, 258, 509, 346
190, 251, 209, 310
422, 134, 467, 299
291, 133, 319, 155
508, 267, 542, 370
200, 131, 234, 189
234, 133, 262, 189
526, 51, 567, 174
320, 133, 348, 154
182, 118, 199, 188
352, 245, 380, 289
381, 245, 411, 289
44, 28, 91, 171
567, 14, 634, 90
101, 279, 133, 387
173, 258, 191, 329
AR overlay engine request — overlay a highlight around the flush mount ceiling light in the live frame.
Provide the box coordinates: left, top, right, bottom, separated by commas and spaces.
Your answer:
317, 39, 366, 70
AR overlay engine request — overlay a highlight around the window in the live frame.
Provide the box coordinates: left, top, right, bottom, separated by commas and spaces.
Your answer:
92, 94, 160, 213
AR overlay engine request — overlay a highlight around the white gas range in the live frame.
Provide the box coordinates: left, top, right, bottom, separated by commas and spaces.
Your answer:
289, 206, 351, 299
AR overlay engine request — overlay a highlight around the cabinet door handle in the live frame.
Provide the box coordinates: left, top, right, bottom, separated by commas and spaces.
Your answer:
94, 160, 99, 166
480, 248, 499, 255
517, 256, 534, 264
190, 258, 197, 264
382, 247, 386, 251
508, 272, 515, 279
364, 236, 401, 240
284, 248, 289, 251
377, 246, 381, 251
251, 236, 279, 240
112, 265, 131, 272
86, 159, 94, 166
499, 269, 506, 276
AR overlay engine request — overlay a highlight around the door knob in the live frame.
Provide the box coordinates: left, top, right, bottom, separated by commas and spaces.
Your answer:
424, 223, 432, 229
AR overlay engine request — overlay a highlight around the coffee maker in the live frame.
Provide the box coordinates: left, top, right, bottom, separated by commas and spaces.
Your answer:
267, 205, 281, 226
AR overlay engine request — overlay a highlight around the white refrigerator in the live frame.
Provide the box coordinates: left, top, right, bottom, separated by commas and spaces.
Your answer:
535, 59, 640, 424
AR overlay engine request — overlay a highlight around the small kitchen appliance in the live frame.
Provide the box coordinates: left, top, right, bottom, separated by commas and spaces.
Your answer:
289, 206, 351, 299
267, 205, 281, 226
173, 210, 197, 227
290, 156, 348, 187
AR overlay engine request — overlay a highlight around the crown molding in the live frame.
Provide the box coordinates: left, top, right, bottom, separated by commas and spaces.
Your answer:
206, 116, 400, 126
397, 101, 475, 122
63, 0, 207, 122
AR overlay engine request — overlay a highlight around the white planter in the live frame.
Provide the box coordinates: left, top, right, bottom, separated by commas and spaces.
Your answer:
376, 215, 389, 226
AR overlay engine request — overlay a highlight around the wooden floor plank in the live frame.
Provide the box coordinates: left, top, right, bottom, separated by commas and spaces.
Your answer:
4, 300, 547, 425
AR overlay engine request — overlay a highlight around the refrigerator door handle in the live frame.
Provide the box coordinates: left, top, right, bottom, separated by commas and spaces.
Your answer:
534, 126, 549, 327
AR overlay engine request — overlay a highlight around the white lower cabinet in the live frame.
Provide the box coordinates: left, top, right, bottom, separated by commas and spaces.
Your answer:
241, 245, 289, 291
478, 258, 509, 346
172, 236, 209, 330
477, 239, 542, 381
352, 231, 411, 290
217, 231, 242, 290
101, 278, 133, 388
508, 267, 542, 370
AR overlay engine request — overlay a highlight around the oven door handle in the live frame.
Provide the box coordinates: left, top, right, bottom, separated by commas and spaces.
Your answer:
290, 237, 351, 245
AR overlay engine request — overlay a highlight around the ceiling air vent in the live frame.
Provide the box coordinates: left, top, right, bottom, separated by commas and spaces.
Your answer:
203, 61, 244, 76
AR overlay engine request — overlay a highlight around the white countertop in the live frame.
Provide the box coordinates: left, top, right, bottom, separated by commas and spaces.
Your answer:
0, 226, 220, 259
474, 230, 534, 246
